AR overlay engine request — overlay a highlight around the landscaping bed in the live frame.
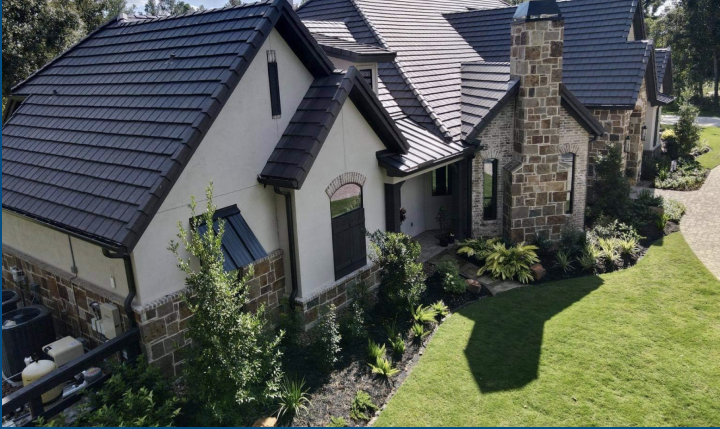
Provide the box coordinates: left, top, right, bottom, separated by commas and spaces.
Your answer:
284, 275, 491, 427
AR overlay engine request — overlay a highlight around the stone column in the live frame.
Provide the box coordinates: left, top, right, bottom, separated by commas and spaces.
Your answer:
505, 0, 569, 242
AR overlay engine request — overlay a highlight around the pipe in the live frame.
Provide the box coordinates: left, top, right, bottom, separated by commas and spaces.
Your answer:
101, 249, 138, 329
274, 186, 299, 309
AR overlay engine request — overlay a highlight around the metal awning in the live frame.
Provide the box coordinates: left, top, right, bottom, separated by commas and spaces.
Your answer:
197, 205, 267, 272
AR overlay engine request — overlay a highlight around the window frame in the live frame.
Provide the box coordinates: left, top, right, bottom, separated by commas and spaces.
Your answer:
355, 63, 378, 94
329, 183, 364, 219
432, 166, 452, 197
561, 153, 576, 214
329, 182, 367, 280
267, 50, 281, 119
482, 159, 498, 220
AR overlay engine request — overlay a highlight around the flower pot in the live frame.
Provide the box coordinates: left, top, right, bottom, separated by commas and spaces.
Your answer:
439, 236, 449, 247
448, 234, 455, 244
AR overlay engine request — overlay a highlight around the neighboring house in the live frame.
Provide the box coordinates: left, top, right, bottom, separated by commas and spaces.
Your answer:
0, 0, 672, 377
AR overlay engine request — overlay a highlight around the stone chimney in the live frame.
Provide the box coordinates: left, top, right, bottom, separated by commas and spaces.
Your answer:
505, 0, 567, 242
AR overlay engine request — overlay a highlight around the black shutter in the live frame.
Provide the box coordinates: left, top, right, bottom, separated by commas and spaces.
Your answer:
267, 51, 281, 118
331, 208, 367, 280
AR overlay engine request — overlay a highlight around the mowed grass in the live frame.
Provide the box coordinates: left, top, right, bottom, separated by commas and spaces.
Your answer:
697, 126, 720, 169
375, 233, 720, 427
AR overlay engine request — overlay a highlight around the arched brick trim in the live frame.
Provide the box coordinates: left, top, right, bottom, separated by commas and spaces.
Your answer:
558, 143, 582, 155
479, 148, 504, 161
325, 172, 367, 198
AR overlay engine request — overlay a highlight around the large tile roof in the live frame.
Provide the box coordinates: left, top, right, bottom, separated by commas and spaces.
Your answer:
1, 0, 336, 251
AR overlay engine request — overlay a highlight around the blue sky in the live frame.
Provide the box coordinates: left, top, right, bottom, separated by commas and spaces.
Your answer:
126, 0, 296, 12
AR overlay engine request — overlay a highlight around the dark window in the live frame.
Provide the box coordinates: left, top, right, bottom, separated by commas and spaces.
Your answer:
330, 183, 366, 279
432, 166, 452, 196
267, 50, 281, 118
359, 68, 373, 88
560, 153, 575, 214
653, 109, 661, 148
483, 159, 498, 220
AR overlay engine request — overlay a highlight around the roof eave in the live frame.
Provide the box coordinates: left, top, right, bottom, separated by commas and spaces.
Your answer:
319, 44, 397, 63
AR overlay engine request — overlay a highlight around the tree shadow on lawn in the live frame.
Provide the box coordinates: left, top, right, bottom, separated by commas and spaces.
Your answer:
462, 275, 604, 393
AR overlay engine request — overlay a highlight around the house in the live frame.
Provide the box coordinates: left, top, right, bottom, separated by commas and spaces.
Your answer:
1, 0, 671, 377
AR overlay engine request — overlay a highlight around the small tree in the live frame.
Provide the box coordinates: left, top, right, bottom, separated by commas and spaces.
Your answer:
168, 184, 283, 425
590, 144, 631, 221
671, 103, 701, 159
367, 230, 426, 311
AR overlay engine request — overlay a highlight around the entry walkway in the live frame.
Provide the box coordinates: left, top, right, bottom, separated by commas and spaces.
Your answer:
633, 168, 720, 280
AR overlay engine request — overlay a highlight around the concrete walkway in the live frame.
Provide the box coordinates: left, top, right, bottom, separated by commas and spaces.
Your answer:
660, 115, 720, 127
633, 168, 720, 280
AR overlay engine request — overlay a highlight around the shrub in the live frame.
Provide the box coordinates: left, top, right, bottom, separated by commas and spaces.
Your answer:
350, 391, 379, 421
587, 220, 642, 245
368, 230, 426, 310
577, 247, 599, 273
41, 358, 181, 427
591, 144, 631, 221
670, 104, 701, 159
655, 213, 670, 230
435, 260, 466, 295
367, 339, 386, 361
457, 237, 501, 262
479, 242, 539, 284
276, 376, 311, 420
341, 300, 367, 343
369, 357, 400, 378
661, 128, 677, 146
663, 198, 686, 221
410, 304, 438, 324
598, 238, 621, 269
559, 223, 586, 256
329, 416, 348, 427
636, 189, 663, 208
313, 304, 342, 372
278, 299, 304, 350
430, 300, 449, 319
555, 251, 574, 273
618, 237, 640, 258
168, 184, 282, 425
654, 158, 708, 190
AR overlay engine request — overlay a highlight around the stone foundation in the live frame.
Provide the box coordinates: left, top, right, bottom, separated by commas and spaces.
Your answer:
295, 263, 381, 328
2, 245, 133, 349
134, 249, 285, 378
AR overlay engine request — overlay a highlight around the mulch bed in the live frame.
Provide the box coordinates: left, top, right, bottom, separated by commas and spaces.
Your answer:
285, 275, 491, 427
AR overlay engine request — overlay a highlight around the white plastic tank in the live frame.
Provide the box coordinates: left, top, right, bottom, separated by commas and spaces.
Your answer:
22, 359, 62, 404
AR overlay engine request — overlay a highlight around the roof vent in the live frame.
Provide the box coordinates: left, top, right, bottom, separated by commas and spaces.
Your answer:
513, 0, 562, 23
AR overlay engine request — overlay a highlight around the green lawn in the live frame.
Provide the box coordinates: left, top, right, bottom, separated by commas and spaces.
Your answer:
697, 126, 720, 169
375, 233, 720, 427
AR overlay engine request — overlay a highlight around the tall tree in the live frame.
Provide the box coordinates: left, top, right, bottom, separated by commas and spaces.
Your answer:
145, 0, 196, 15
685, 0, 720, 107
2, 0, 83, 103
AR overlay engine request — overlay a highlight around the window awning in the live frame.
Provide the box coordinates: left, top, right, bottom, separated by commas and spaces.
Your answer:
197, 205, 268, 272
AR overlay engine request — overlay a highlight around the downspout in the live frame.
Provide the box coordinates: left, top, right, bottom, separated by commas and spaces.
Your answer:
101, 249, 138, 329
274, 187, 299, 309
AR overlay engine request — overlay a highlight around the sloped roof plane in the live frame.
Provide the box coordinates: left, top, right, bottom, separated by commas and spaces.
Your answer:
1, 0, 339, 252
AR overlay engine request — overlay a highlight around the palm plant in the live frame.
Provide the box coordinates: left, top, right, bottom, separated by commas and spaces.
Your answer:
369, 357, 400, 378
479, 242, 539, 284
410, 304, 438, 324
277, 376, 311, 419
389, 335, 405, 358
367, 339, 386, 361
457, 237, 500, 262
411, 322, 427, 342
555, 250, 574, 273
430, 300, 449, 319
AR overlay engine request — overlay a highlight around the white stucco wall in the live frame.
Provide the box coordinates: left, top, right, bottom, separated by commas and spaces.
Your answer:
130, 29, 315, 305
2, 211, 129, 296
400, 174, 426, 237
645, 105, 661, 150
292, 98, 388, 299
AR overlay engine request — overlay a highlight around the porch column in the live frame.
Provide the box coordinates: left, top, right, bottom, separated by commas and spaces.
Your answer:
384, 182, 404, 233
451, 159, 470, 240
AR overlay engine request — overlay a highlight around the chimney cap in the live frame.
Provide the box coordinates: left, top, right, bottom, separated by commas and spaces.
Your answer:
513, 0, 562, 23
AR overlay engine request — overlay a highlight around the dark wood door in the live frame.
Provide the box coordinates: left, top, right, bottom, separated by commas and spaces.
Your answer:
331, 208, 366, 280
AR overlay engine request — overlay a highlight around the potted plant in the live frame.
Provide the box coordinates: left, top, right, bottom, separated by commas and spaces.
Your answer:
435, 207, 449, 247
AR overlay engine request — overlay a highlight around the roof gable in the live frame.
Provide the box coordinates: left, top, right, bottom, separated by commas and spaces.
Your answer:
258, 66, 408, 188
2, 0, 336, 252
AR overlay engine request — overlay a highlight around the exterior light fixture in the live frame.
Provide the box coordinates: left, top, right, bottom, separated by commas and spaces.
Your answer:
624, 136, 631, 153
641, 125, 647, 141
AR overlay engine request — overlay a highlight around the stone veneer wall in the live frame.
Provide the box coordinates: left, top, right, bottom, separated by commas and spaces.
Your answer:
295, 262, 381, 327
625, 79, 648, 183
135, 249, 285, 378
2, 245, 133, 348
559, 108, 589, 230
471, 101, 516, 238
506, 18, 572, 242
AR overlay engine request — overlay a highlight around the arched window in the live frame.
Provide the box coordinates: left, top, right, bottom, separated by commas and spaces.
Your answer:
483, 159, 498, 220
330, 183, 363, 218
329, 182, 366, 280
560, 153, 576, 214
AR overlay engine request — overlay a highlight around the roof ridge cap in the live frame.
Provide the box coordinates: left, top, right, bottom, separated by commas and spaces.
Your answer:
347, 0, 452, 141
115, 0, 273, 26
